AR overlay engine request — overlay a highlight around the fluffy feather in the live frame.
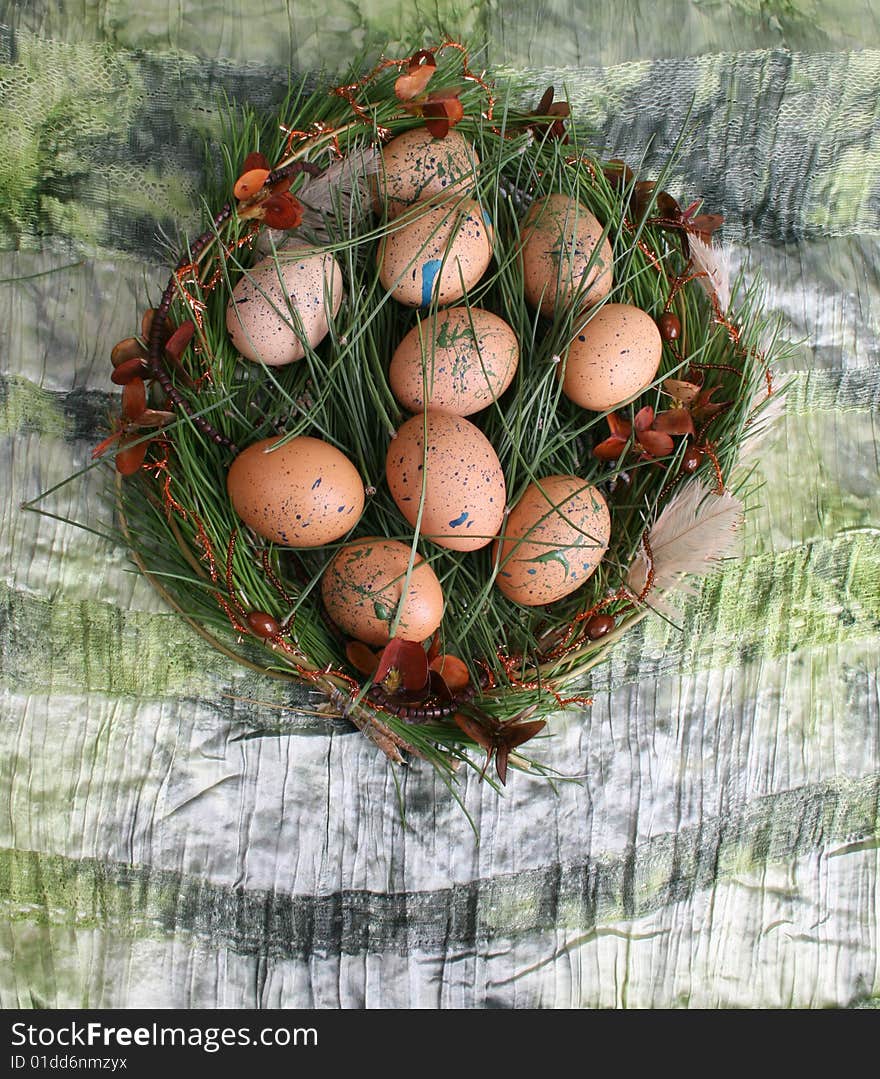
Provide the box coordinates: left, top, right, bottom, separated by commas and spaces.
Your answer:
739, 387, 786, 459
689, 234, 731, 313
627, 481, 744, 607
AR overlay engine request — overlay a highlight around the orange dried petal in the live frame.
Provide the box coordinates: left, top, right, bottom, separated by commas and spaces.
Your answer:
234, 168, 270, 201
429, 654, 469, 692
394, 51, 436, 101
346, 640, 379, 677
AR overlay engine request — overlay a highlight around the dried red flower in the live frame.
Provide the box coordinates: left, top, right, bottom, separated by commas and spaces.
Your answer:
234, 151, 304, 230
393, 49, 464, 139
394, 50, 437, 101
528, 86, 570, 142
593, 405, 694, 462
662, 377, 728, 426
453, 707, 546, 785
110, 312, 195, 387
92, 376, 174, 475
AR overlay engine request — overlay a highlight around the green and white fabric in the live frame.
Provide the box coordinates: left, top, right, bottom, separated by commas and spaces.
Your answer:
1, 1, 878, 1008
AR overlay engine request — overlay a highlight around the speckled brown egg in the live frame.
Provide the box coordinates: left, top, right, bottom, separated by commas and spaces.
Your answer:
227, 435, 364, 547
389, 307, 519, 416
520, 194, 613, 315
321, 537, 444, 646
562, 303, 662, 411
386, 411, 506, 552
494, 475, 610, 606
226, 247, 344, 365
375, 128, 479, 219
378, 198, 494, 308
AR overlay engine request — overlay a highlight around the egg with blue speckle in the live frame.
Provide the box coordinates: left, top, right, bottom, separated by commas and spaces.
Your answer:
494, 475, 610, 605
378, 198, 493, 308
386, 411, 506, 552
226, 246, 343, 365
227, 435, 364, 547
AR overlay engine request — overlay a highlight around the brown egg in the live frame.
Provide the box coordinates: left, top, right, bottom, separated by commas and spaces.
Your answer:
520, 194, 613, 315
321, 537, 444, 646
378, 198, 494, 308
226, 246, 344, 366
389, 307, 519, 416
227, 436, 364, 547
375, 128, 479, 219
494, 475, 610, 606
386, 411, 506, 552
562, 303, 662, 411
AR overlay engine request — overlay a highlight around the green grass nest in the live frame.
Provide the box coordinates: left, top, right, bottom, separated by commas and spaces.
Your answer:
96, 46, 789, 793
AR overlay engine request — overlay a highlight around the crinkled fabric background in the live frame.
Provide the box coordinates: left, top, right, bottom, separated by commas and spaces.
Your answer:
1, 1, 878, 1008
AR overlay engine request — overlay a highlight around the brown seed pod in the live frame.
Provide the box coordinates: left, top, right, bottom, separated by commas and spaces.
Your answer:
246, 611, 282, 639
658, 312, 681, 342
585, 614, 615, 640
680, 445, 704, 475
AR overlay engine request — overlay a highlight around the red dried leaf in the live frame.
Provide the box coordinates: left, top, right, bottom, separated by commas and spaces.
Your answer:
242, 151, 270, 174
121, 378, 146, 420
375, 637, 429, 692
394, 50, 436, 101
346, 640, 379, 677
260, 192, 303, 230
234, 168, 270, 201
603, 159, 634, 190
653, 407, 696, 437
688, 212, 723, 242
115, 435, 148, 476
110, 355, 149, 385
163, 320, 196, 364
92, 429, 122, 460
137, 408, 174, 428
607, 411, 632, 440
430, 654, 470, 692
636, 427, 674, 458
452, 712, 493, 753
503, 719, 547, 751
428, 669, 453, 701
592, 435, 629, 461
423, 94, 464, 139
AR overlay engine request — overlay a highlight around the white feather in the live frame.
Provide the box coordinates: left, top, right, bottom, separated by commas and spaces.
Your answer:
689, 234, 731, 314
627, 481, 744, 602
739, 388, 786, 459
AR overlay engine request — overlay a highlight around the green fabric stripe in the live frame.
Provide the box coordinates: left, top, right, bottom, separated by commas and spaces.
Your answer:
2, 529, 877, 698
1, 28, 877, 258
1, 772, 876, 954
0, 1, 488, 71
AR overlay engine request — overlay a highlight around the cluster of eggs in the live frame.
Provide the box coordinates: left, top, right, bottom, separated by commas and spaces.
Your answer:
224, 127, 665, 649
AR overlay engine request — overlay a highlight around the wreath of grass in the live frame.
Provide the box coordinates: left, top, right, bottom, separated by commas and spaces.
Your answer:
68, 44, 789, 797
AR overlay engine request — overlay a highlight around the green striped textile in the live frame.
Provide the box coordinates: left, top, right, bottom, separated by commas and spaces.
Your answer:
1, 1, 878, 1008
